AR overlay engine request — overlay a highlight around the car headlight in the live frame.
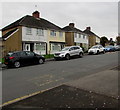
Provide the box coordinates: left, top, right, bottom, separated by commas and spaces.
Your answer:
42, 55, 45, 58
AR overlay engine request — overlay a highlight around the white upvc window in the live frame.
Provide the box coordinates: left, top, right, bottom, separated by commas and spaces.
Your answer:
81, 34, 84, 38
59, 32, 63, 37
52, 44, 61, 51
79, 33, 81, 38
36, 43, 45, 51
50, 30, 56, 36
26, 27, 32, 35
83, 35, 85, 39
36, 29, 44, 36
74, 33, 77, 38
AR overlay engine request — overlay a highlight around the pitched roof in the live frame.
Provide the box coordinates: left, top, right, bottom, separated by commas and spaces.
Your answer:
2, 28, 18, 40
62, 26, 83, 33
83, 29, 100, 38
2, 15, 62, 31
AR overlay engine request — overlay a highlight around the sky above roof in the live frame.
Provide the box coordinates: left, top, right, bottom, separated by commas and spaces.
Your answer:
0, 1, 119, 40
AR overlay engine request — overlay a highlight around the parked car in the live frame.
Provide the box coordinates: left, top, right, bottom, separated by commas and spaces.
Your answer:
4, 51, 45, 68
88, 45, 105, 55
114, 45, 120, 51
54, 46, 84, 60
104, 45, 116, 52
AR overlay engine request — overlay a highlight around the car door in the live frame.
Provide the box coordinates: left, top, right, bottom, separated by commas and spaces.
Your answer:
25, 51, 36, 64
69, 47, 75, 56
74, 47, 80, 55
99, 46, 103, 52
17, 51, 28, 65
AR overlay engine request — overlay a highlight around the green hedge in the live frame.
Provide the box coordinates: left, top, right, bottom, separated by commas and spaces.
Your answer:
43, 54, 54, 59
0, 58, 4, 63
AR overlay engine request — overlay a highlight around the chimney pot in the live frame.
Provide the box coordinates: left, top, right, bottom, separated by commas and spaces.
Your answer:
86, 27, 91, 31
32, 11, 40, 18
69, 23, 75, 28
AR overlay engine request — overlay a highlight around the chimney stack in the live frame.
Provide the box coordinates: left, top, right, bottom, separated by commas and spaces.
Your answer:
86, 27, 91, 31
32, 11, 40, 18
69, 23, 75, 28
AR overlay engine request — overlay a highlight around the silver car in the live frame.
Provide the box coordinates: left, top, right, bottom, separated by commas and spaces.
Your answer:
54, 46, 84, 60
88, 45, 105, 55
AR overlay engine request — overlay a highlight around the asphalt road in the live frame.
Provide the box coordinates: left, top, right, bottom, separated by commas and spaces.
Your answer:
2, 52, 118, 104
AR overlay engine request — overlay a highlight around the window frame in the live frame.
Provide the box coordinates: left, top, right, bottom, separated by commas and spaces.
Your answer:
50, 30, 57, 37
36, 29, 44, 36
26, 27, 32, 35
59, 31, 63, 37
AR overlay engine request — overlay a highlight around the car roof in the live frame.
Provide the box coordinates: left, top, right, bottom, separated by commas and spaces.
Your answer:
8, 51, 32, 54
65, 46, 80, 48
93, 45, 102, 47
105, 45, 114, 47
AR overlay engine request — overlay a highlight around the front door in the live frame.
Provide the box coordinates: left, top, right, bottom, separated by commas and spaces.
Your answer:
30, 43, 34, 52
24, 43, 34, 52
25, 44, 30, 51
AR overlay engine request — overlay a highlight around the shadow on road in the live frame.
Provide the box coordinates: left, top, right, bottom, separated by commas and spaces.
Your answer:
2, 85, 118, 109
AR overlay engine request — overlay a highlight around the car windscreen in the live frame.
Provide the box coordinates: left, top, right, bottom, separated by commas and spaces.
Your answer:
91, 46, 98, 49
61, 47, 70, 51
105, 46, 113, 48
6, 53, 18, 57
6, 53, 14, 56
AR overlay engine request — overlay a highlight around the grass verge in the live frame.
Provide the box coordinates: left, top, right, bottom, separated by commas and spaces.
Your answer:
0, 58, 4, 63
43, 54, 54, 59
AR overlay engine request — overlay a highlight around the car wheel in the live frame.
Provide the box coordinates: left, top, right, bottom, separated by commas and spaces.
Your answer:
14, 61, 20, 68
103, 50, 105, 54
65, 54, 70, 60
38, 59, 44, 64
96, 50, 99, 55
79, 52, 83, 58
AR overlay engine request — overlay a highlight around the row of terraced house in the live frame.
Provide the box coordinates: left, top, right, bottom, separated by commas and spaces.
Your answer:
1, 11, 100, 56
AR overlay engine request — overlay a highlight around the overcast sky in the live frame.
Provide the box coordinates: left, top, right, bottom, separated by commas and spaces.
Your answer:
1, 2, 118, 40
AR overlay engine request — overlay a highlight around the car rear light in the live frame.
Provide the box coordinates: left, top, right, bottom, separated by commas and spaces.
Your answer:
9, 57, 15, 59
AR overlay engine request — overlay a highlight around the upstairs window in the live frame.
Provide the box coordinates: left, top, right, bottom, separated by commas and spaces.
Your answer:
74, 33, 77, 38
36, 29, 44, 36
81, 34, 83, 38
59, 32, 63, 37
79, 34, 81, 38
26, 27, 32, 35
50, 30, 56, 36
83, 35, 85, 39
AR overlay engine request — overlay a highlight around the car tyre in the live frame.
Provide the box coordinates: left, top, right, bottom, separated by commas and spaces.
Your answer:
65, 54, 70, 60
96, 50, 99, 55
38, 58, 44, 64
103, 50, 105, 54
79, 52, 83, 58
14, 61, 21, 68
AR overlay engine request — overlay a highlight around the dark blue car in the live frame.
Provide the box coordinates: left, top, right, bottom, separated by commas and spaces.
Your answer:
104, 45, 116, 52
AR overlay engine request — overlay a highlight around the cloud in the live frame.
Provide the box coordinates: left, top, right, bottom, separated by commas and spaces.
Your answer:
1, 2, 118, 40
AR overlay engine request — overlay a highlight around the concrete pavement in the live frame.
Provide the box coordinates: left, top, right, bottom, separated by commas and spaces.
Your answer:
66, 67, 119, 99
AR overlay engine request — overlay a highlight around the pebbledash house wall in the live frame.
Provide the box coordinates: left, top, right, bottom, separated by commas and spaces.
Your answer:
22, 26, 47, 55
2, 26, 22, 56
47, 30, 65, 54
96, 36, 100, 44
88, 35, 96, 48
65, 32, 88, 50
74, 33, 88, 50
